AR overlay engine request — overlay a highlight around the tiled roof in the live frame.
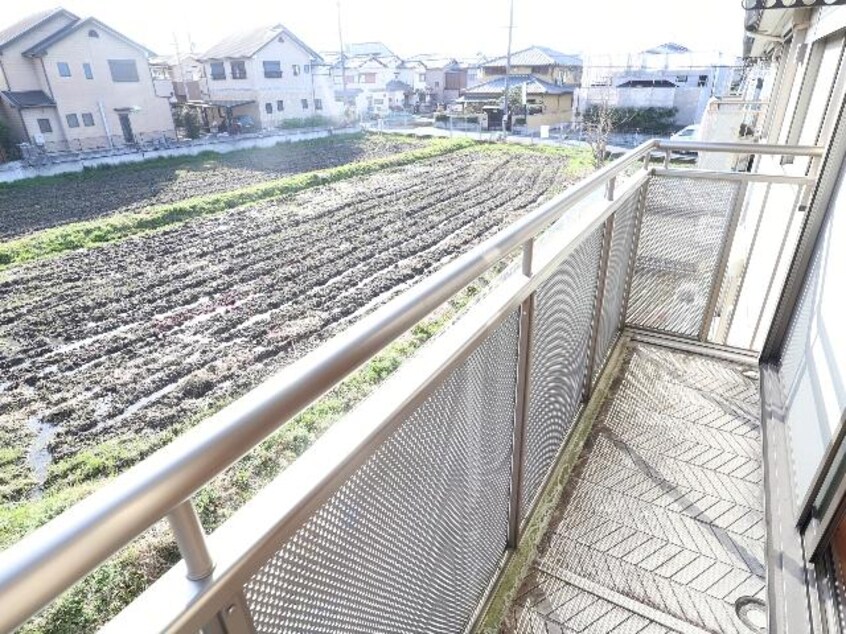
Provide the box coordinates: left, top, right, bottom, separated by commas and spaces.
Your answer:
0, 7, 77, 51
484, 46, 581, 68
464, 74, 576, 95
202, 24, 321, 61
0, 90, 56, 108
643, 42, 691, 55
22, 16, 155, 58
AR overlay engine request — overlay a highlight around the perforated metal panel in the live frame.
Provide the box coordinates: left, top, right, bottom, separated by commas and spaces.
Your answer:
626, 176, 741, 337
592, 188, 641, 381
520, 229, 602, 519
243, 310, 520, 633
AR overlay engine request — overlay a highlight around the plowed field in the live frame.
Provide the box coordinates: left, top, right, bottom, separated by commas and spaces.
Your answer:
0, 146, 581, 500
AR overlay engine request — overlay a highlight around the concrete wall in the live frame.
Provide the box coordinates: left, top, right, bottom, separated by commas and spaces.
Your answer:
0, 125, 358, 183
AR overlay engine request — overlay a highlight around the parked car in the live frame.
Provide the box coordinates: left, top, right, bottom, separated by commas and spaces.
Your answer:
669, 124, 701, 155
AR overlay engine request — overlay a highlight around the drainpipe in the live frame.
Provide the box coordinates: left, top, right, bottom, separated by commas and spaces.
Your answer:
97, 101, 114, 148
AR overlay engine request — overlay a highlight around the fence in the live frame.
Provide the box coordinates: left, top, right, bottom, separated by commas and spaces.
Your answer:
15, 125, 355, 168
0, 139, 823, 633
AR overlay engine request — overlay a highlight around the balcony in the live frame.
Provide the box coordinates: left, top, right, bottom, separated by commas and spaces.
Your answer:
0, 139, 826, 632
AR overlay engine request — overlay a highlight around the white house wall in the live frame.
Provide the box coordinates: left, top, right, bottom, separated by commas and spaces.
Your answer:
44, 28, 175, 145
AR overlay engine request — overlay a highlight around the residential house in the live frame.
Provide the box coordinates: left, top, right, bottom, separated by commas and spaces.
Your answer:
199, 24, 338, 130
327, 43, 425, 115
407, 55, 467, 105
0, 7, 175, 151
461, 46, 582, 126
577, 43, 739, 126
150, 53, 207, 102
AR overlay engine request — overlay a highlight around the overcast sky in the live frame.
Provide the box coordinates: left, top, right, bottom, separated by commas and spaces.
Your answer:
6, 0, 746, 60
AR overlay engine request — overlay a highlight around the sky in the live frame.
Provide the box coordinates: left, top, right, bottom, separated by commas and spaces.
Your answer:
4, 0, 746, 61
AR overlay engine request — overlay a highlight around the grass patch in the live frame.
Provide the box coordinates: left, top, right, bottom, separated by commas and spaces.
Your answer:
475, 141, 595, 178
0, 137, 473, 269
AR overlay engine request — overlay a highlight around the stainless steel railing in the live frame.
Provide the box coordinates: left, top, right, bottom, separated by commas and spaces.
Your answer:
0, 139, 824, 633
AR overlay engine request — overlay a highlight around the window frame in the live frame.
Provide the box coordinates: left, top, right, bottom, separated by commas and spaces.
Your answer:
209, 62, 226, 81
81, 112, 95, 127
292, 64, 301, 76
314, 98, 323, 111
301, 98, 309, 109
276, 100, 284, 112
37, 118, 52, 133
65, 113, 80, 128
107, 59, 140, 83
263, 60, 282, 78
265, 102, 273, 114
57, 62, 71, 77
230, 61, 247, 80
83, 62, 93, 80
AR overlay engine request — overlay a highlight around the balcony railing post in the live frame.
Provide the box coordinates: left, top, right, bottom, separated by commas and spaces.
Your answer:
604, 176, 616, 201
699, 181, 748, 342
167, 500, 214, 581
663, 149, 671, 168
621, 178, 651, 324
583, 215, 615, 402
507, 292, 534, 549
507, 239, 535, 549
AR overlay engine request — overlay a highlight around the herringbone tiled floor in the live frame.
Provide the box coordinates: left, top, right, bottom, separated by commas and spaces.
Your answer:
507, 342, 765, 634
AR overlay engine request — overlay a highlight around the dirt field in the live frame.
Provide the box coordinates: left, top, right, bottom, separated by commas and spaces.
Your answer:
0, 146, 581, 501
0, 134, 423, 239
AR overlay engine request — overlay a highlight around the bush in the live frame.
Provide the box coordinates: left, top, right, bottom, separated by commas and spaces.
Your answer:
277, 115, 334, 130
434, 113, 449, 123
583, 105, 678, 134
513, 116, 527, 126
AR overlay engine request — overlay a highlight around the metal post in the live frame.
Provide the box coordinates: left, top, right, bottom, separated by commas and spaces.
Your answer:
663, 149, 671, 168
605, 176, 616, 202
167, 500, 214, 581
522, 238, 534, 276
642, 152, 651, 170
699, 181, 748, 342
507, 292, 534, 549
583, 215, 615, 401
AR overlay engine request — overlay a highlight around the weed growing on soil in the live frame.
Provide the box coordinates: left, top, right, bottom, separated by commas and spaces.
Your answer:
9, 274, 492, 633
0, 137, 474, 268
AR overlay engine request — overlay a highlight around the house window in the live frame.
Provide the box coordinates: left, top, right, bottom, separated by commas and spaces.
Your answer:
82, 112, 95, 127
277, 100, 284, 111
83, 63, 93, 79
363, 73, 376, 84
263, 60, 282, 78
315, 98, 323, 110
676, 75, 688, 84
418, 73, 425, 82
57, 62, 71, 77
37, 118, 52, 133
108, 59, 139, 82
88, 29, 99, 38
210, 62, 225, 80
265, 102, 273, 114
230, 61, 247, 79
697, 75, 708, 87
304, 65, 310, 73
434, 81, 440, 87
292, 64, 301, 76
66, 113, 80, 128
301, 98, 309, 109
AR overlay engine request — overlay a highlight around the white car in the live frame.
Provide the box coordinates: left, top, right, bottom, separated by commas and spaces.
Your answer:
670, 124, 701, 142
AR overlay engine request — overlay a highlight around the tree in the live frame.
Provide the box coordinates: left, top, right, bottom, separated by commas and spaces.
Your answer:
581, 90, 637, 167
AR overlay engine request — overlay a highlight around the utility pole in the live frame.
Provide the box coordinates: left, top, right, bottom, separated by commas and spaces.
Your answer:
502, 0, 514, 134
337, 0, 348, 117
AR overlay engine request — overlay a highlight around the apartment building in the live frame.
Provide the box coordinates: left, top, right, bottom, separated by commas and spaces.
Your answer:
0, 7, 174, 151
199, 24, 338, 129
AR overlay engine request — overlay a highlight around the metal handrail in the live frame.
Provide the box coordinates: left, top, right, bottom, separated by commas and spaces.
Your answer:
0, 138, 825, 632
